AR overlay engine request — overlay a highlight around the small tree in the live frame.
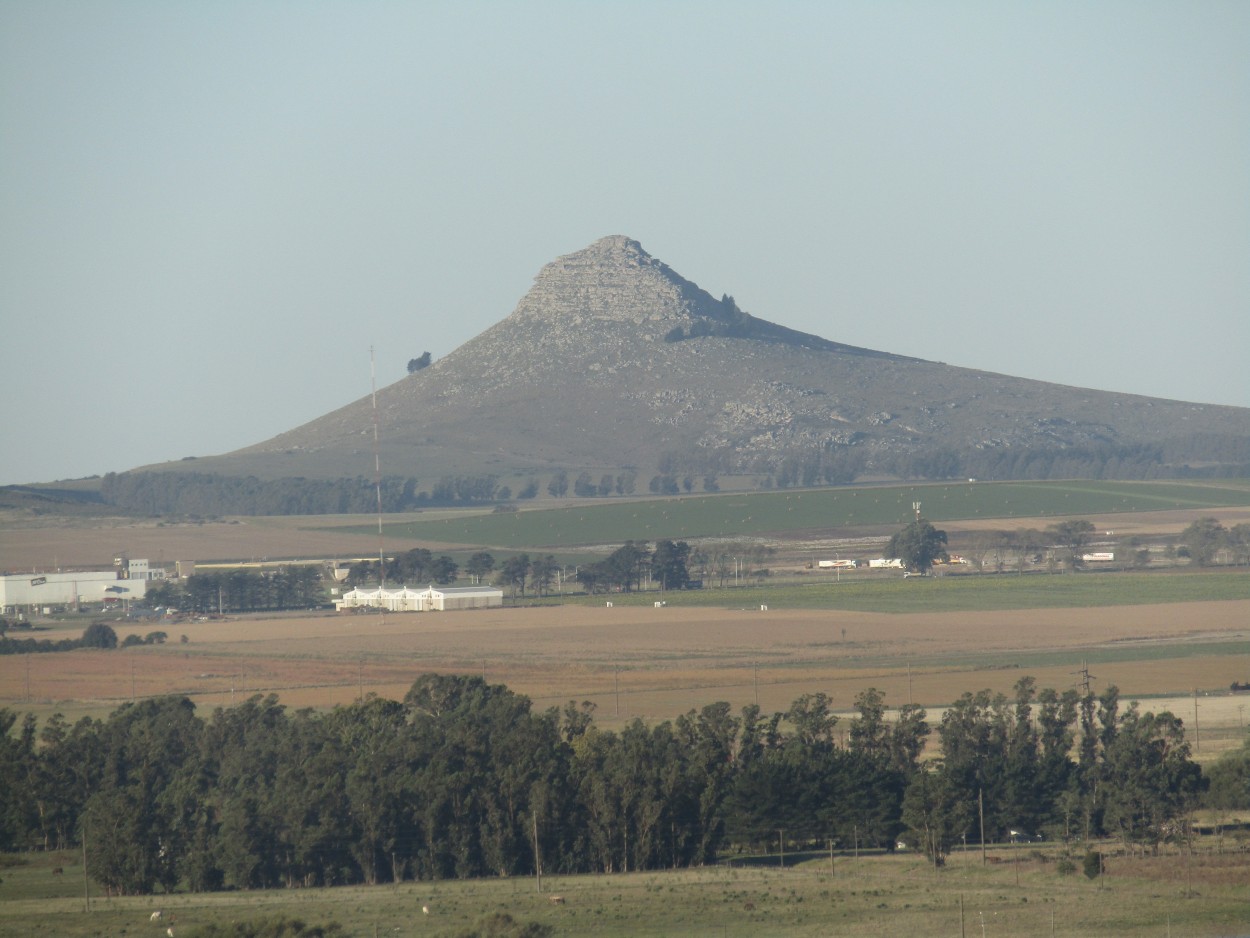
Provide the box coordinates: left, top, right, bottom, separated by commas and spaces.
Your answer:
80, 622, 118, 649
429, 555, 459, 584
901, 765, 970, 868
498, 554, 530, 599
529, 555, 559, 596
546, 471, 568, 498
651, 540, 691, 591
406, 352, 432, 374
466, 552, 496, 584
1082, 850, 1102, 879
1047, 520, 1096, 571
887, 519, 949, 573
1179, 517, 1227, 567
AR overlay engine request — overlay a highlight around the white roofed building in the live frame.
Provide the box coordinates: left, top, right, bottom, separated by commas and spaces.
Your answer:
418, 585, 503, 611
334, 584, 503, 613
1, 570, 148, 613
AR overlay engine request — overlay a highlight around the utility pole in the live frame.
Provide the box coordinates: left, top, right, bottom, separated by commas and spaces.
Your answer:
1193, 688, 1200, 753
82, 822, 90, 912
371, 347, 385, 591
532, 812, 542, 893
979, 789, 987, 866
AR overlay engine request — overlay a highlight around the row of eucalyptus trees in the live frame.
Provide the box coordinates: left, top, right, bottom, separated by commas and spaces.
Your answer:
146, 568, 322, 614
0, 674, 1211, 893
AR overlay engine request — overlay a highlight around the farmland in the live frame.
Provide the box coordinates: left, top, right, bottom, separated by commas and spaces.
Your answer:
4, 479, 1250, 573
4, 478, 1250, 745
341, 479, 1250, 550
5, 584, 1249, 756
3, 841, 1250, 937
3, 481, 1250, 936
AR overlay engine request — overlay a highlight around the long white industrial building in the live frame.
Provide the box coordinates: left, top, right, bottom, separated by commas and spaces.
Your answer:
335, 585, 503, 612
0, 569, 149, 613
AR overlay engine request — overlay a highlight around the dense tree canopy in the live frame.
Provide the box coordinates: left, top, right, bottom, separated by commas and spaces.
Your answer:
886, 519, 949, 573
0, 675, 1218, 893
1180, 517, 1227, 566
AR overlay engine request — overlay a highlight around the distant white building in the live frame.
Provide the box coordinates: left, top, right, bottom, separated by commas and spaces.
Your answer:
335, 584, 503, 613
420, 585, 504, 611
122, 558, 166, 581
0, 569, 148, 613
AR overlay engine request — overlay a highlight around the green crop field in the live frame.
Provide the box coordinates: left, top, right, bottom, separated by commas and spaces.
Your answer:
549, 570, 1250, 614
3, 841, 1248, 937
327, 479, 1250, 550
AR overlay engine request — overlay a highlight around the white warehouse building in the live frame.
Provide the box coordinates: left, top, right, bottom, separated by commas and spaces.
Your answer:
335, 584, 503, 613
1, 569, 149, 613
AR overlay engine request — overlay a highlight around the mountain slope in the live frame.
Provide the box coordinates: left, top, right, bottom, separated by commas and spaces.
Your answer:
150, 236, 1250, 492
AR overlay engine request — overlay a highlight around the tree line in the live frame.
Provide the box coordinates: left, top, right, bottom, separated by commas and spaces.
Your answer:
98, 471, 506, 517
147, 568, 323, 614
90, 437, 1250, 520
0, 622, 131, 655
1178, 517, 1250, 566
1, 673, 1236, 895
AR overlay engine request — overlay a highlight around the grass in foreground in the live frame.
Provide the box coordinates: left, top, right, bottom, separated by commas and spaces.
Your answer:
3, 842, 1249, 937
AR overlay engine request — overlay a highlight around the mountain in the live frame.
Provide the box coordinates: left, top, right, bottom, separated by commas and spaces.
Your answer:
114, 235, 1248, 511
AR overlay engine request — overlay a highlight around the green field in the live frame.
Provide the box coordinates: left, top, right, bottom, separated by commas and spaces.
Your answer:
330, 479, 1250, 550
545, 570, 1250, 614
3, 842, 1248, 937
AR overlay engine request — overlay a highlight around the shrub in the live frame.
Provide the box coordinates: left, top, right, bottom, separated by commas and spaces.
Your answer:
186, 915, 344, 937
80, 622, 118, 649
1082, 850, 1102, 880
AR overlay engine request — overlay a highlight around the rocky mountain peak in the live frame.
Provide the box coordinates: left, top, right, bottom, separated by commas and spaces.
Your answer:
165, 236, 1249, 491
505, 234, 723, 329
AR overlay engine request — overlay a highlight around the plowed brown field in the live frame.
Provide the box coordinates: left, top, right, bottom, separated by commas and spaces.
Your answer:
5, 599, 1247, 757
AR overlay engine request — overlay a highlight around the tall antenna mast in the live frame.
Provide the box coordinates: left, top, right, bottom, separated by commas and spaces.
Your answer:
371, 347, 384, 590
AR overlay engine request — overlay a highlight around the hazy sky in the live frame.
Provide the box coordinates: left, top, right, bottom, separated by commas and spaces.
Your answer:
2, 1, 1247, 486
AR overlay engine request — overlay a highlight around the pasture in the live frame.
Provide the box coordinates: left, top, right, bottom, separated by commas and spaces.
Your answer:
4, 480, 1250, 573
339, 479, 1250, 549
3, 836, 1249, 937
3, 482, 1250, 936
6, 585, 1249, 757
